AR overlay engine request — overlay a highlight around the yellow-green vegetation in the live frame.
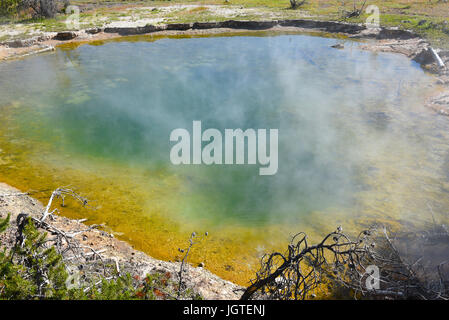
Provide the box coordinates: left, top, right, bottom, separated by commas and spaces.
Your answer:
1, 1, 448, 48
69, 0, 449, 47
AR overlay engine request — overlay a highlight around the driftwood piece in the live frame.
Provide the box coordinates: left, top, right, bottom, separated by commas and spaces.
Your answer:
430, 47, 446, 69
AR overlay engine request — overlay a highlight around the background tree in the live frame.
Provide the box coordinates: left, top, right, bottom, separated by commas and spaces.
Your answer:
0, 0, 19, 17
290, 0, 306, 9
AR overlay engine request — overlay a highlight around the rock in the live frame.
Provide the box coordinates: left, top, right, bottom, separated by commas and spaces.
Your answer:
377, 28, 418, 40
86, 28, 102, 35
198, 262, 205, 268
436, 77, 449, 85
191, 22, 221, 30
166, 23, 192, 31
331, 43, 344, 49
54, 31, 78, 41
279, 19, 365, 34
350, 27, 381, 39
5, 37, 39, 48
426, 92, 449, 116
418, 20, 427, 26
438, 50, 449, 60
104, 24, 165, 35
413, 48, 435, 65
220, 20, 278, 30
432, 93, 449, 106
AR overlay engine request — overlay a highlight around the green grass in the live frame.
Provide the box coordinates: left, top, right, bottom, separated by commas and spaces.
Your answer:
1, 0, 449, 48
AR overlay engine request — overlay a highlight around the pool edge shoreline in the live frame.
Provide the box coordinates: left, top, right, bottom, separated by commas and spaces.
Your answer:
1, 19, 448, 114
0, 181, 244, 300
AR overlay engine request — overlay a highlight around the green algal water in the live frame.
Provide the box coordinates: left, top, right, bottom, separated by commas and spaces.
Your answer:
0, 33, 447, 284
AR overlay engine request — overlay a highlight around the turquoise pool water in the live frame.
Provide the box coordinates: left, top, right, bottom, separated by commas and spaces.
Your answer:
0, 33, 447, 283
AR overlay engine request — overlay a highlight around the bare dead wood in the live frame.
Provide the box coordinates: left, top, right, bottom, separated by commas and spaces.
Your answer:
241, 226, 375, 300
40, 187, 89, 222
290, 0, 306, 9
339, 0, 368, 19
8, 187, 118, 291
176, 231, 207, 299
241, 224, 449, 300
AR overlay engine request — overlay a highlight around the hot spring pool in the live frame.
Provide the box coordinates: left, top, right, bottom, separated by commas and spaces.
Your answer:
0, 32, 448, 284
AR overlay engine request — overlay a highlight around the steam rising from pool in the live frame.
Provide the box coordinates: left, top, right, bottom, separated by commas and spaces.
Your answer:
0, 33, 448, 283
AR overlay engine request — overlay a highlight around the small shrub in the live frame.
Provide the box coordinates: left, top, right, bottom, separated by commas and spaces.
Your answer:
0, 0, 20, 17
0, 214, 180, 300
20, 0, 58, 18
290, 0, 306, 9
0, 215, 70, 299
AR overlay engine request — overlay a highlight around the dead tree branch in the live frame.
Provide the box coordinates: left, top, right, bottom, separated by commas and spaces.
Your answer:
241, 225, 449, 300
290, 0, 306, 9
339, 0, 368, 19
11, 187, 116, 291
40, 187, 89, 222
241, 226, 375, 300
176, 231, 208, 299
